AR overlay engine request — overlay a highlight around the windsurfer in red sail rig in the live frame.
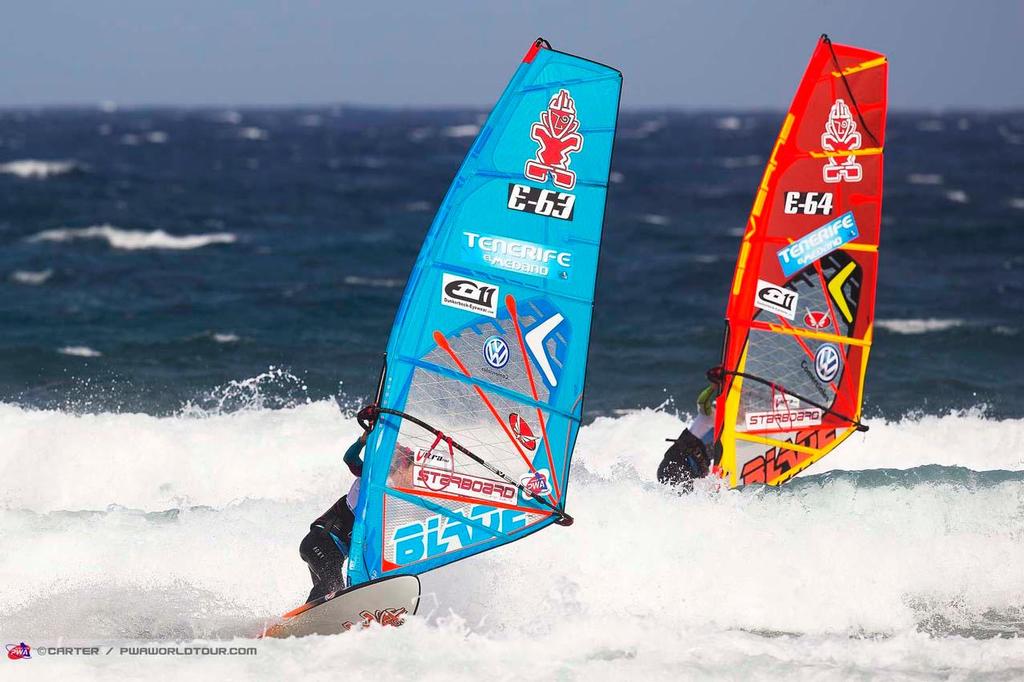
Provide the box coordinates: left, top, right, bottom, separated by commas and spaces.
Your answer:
657, 382, 718, 490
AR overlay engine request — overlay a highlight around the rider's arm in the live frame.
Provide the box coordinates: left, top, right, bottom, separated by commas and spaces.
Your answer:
697, 383, 716, 417
343, 433, 368, 477
691, 383, 717, 446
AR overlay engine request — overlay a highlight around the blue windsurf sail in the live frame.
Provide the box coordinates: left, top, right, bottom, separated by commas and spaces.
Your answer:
347, 39, 621, 585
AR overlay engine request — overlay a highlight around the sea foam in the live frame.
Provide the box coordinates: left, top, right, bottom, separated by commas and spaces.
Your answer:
876, 318, 964, 334
0, 159, 79, 178
0, 402, 1021, 678
28, 224, 237, 251
10, 269, 53, 285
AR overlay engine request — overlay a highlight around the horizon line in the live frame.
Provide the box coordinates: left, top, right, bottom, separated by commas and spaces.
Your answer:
1, 102, 1020, 115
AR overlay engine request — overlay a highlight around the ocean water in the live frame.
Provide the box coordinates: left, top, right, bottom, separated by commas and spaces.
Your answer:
1, 107, 1023, 680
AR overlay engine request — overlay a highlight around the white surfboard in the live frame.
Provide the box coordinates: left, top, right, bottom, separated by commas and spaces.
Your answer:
260, 575, 421, 638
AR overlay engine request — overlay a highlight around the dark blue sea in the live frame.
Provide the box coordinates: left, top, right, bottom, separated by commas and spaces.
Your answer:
2, 106, 1024, 677
1, 107, 1021, 418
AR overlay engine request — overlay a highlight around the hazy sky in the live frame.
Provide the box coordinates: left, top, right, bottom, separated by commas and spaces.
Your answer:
1, 1, 1021, 109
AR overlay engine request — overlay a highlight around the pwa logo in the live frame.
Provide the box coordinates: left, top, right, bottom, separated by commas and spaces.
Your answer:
821, 99, 863, 183
6, 642, 31, 660
524, 89, 584, 190
392, 505, 528, 564
519, 469, 552, 497
342, 607, 408, 631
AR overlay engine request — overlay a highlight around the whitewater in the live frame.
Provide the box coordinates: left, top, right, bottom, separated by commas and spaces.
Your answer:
2, 397, 1022, 680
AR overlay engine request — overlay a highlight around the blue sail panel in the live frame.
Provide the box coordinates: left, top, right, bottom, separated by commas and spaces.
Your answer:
348, 40, 621, 584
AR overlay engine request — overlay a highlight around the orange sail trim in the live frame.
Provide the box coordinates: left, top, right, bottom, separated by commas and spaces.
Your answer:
714, 36, 888, 487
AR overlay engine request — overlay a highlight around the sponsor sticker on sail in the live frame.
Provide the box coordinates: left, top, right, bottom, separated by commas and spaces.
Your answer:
508, 412, 538, 451
821, 99, 863, 184
814, 343, 843, 383
745, 407, 823, 430
754, 279, 799, 319
524, 89, 584, 190
519, 469, 553, 497
413, 466, 518, 503
440, 273, 499, 317
463, 232, 573, 279
776, 211, 859, 277
803, 309, 831, 329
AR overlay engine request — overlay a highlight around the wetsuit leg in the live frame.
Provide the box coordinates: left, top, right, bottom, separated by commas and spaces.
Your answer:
299, 526, 346, 603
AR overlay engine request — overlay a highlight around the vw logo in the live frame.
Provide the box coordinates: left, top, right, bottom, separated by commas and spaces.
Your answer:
814, 343, 842, 383
482, 336, 509, 369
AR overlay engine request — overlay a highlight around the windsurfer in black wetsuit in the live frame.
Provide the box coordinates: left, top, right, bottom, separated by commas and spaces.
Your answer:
299, 431, 367, 603
657, 383, 718, 490
299, 429, 417, 603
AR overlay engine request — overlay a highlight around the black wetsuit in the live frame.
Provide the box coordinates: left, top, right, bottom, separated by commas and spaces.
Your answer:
658, 386, 718, 491
299, 438, 363, 603
657, 428, 712, 491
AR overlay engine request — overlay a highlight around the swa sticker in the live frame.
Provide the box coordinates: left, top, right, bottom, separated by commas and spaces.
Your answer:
777, 211, 859, 277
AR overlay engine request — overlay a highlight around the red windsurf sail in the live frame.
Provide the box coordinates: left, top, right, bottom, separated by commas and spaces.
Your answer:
713, 35, 888, 487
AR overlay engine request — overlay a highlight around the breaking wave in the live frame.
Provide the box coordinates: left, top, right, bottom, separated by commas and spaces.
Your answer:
876, 318, 964, 334
57, 346, 102, 358
442, 124, 480, 138
0, 159, 80, 178
2, 104, 1022, 679
28, 224, 237, 251
9, 269, 53, 285
343, 275, 405, 289
907, 173, 944, 186
0, 401, 1022, 677
0, 401, 1019, 675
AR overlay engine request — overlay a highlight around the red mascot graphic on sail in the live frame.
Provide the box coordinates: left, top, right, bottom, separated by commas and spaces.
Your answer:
821, 99, 862, 183
524, 89, 584, 190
